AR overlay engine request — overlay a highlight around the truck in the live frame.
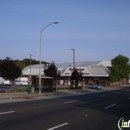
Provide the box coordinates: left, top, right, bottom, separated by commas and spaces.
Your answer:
0, 77, 11, 86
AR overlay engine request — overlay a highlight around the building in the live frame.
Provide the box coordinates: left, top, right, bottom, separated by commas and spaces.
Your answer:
22, 60, 111, 86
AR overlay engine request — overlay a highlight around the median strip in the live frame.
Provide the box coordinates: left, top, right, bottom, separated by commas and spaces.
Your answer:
47, 123, 68, 130
64, 100, 78, 104
0, 111, 15, 115
104, 103, 117, 109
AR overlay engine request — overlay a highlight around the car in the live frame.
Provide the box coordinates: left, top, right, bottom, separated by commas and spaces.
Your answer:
14, 80, 28, 86
86, 84, 101, 90
0, 77, 11, 86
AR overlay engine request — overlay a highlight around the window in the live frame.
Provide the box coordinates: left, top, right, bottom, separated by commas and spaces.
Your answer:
94, 77, 99, 80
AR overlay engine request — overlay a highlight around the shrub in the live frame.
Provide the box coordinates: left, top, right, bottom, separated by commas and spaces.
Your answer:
56, 87, 69, 90
70, 85, 83, 89
13, 88, 26, 92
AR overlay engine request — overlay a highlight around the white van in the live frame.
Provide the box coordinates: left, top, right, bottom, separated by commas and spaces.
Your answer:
0, 77, 11, 86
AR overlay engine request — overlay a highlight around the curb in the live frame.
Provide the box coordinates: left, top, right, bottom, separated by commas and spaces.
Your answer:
0, 95, 45, 100
0, 93, 64, 100
0, 86, 129, 101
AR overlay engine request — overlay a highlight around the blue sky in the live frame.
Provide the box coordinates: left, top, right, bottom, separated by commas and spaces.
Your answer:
0, 0, 130, 63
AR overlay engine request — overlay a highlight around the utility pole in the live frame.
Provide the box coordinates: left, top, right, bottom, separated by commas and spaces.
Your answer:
71, 49, 75, 70
71, 49, 76, 87
28, 54, 33, 85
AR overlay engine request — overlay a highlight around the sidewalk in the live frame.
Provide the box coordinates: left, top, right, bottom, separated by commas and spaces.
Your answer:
0, 89, 81, 101
0, 92, 43, 100
0, 85, 129, 101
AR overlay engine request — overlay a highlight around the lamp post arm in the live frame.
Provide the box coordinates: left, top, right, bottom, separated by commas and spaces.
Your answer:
41, 22, 57, 33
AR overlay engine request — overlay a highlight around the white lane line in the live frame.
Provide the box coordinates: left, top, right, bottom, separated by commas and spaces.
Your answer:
47, 123, 68, 130
64, 100, 78, 104
104, 103, 117, 109
0, 111, 15, 115
98, 95, 106, 97
85, 115, 88, 117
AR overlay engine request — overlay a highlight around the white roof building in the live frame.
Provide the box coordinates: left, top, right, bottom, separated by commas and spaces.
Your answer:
22, 60, 111, 77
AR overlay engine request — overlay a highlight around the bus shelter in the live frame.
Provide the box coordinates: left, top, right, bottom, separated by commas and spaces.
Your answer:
33, 76, 56, 92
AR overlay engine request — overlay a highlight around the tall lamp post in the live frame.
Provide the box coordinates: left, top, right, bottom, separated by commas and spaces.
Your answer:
39, 21, 59, 95
71, 49, 75, 70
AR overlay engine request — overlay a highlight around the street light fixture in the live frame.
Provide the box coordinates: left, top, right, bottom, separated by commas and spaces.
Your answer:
39, 21, 59, 95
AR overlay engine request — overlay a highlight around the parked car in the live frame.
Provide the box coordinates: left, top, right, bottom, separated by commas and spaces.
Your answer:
14, 80, 28, 86
0, 77, 11, 86
86, 84, 101, 90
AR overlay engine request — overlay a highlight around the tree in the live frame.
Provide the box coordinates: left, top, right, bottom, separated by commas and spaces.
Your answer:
110, 54, 130, 83
0, 57, 22, 81
70, 69, 83, 86
14, 58, 48, 69
0, 58, 49, 69
44, 61, 60, 79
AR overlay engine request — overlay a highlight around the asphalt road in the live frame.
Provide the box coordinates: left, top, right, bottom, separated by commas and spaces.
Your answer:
0, 87, 130, 130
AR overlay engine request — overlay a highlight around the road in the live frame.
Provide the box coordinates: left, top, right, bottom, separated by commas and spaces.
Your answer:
0, 87, 130, 130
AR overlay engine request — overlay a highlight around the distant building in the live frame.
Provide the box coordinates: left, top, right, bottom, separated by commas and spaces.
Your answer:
22, 60, 111, 86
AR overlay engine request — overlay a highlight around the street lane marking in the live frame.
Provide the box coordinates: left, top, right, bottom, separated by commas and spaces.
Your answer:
0, 111, 15, 115
98, 95, 106, 97
104, 103, 117, 109
64, 100, 78, 104
85, 115, 88, 117
47, 123, 68, 130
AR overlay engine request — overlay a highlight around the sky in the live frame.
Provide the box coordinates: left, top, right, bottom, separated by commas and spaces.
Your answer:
0, 0, 130, 63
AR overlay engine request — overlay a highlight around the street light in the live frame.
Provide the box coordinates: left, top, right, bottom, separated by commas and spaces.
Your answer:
39, 21, 59, 95
71, 49, 75, 70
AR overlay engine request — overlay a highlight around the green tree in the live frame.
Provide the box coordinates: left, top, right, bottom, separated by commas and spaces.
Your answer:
14, 60, 24, 69
70, 69, 83, 87
1, 58, 49, 69
0, 57, 22, 81
44, 62, 60, 79
110, 54, 130, 83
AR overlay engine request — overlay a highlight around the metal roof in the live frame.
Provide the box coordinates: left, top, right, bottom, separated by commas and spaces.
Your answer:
88, 66, 108, 76
24, 61, 102, 70
22, 61, 111, 77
